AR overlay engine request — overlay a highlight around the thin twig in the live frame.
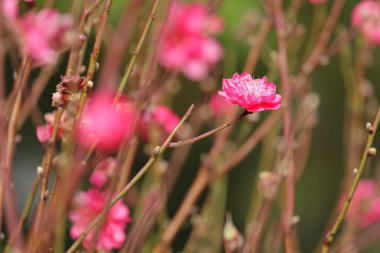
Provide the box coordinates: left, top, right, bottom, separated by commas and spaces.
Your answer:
272, 0, 296, 251
32, 109, 63, 233
4, 174, 42, 252
295, 0, 346, 86
115, 0, 162, 100
321, 107, 380, 252
243, 15, 272, 73
75, 0, 113, 125
169, 110, 249, 148
2, 57, 32, 250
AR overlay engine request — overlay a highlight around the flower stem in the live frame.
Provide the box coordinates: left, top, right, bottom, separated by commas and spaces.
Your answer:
2, 57, 32, 248
169, 110, 250, 148
66, 104, 194, 253
75, 0, 113, 125
321, 107, 380, 252
115, 0, 162, 101
296, 0, 346, 86
32, 109, 62, 230
4, 174, 42, 252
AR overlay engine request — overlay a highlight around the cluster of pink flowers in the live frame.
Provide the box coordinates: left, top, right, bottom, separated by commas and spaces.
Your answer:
351, 0, 380, 45
69, 188, 131, 250
37, 72, 281, 148
218, 72, 282, 113
70, 157, 130, 250
37, 93, 182, 152
159, 1, 223, 81
75, 94, 182, 151
1, 0, 73, 65
18, 9, 73, 65
344, 180, 380, 228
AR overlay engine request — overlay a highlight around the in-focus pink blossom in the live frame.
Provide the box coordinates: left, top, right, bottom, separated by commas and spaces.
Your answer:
69, 188, 131, 250
18, 9, 73, 65
209, 93, 234, 118
141, 105, 180, 141
89, 158, 117, 188
351, 0, 380, 45
218, 72, 282, 113
309, 0, 327, 4
159, 2, 223, 81
76, 92, 135, 152
1, 0, 18, 20
344, 180, 380, 228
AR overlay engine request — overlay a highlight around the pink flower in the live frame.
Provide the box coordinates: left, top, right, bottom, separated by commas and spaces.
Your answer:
69, 188, 131, 250
141, 105, 180, 141
218, 72, 282, 113
351, 0, 380, 45
36, 124, 53, 143
309, 0, 327, 4
36, 111, 68, 143
76, 92, 136, 152
159, 2, 223, 81
344, 180, 380, 228
151, 106, 180, 135
89, 158, 117, 188
18, 9, 73, 65
1, 0, 18, 20
209, 93, 234, 118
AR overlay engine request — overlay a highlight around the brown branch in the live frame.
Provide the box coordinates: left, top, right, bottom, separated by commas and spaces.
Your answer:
243, 15, 273, 73
153, 110, 281, 252
2, 57, 32, 250
296, 0, 346, 85
271, 0, 297, 251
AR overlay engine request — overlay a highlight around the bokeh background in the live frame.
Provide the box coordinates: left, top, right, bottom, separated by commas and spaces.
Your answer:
8, 0, 380, 252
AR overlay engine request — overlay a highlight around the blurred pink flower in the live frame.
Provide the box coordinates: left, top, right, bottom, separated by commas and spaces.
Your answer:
141, 105, 180, 141
36, 124, 53, 143
351, 0, 380, 45
89, 158, 117, 188
344, 180, 380, 228
76, 92, 136, 152
218, 72, 282, 113
69, 188, 131, 250
36, 111, 67, 143
18, 9, 73, 65
209, 92, 234, 118
309, 0, 327, 4
151, 105, 180, 135
1, 0, 18, 20
159, 2, 223, 81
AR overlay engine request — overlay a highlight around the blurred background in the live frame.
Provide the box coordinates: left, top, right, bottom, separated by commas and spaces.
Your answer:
7, 0, 380, 252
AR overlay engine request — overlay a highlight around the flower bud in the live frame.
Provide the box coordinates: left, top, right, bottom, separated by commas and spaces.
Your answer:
366, 122, 374, 134
367, 147, 377, 157
257, 171, 280, 200
223, 213, 244, 253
